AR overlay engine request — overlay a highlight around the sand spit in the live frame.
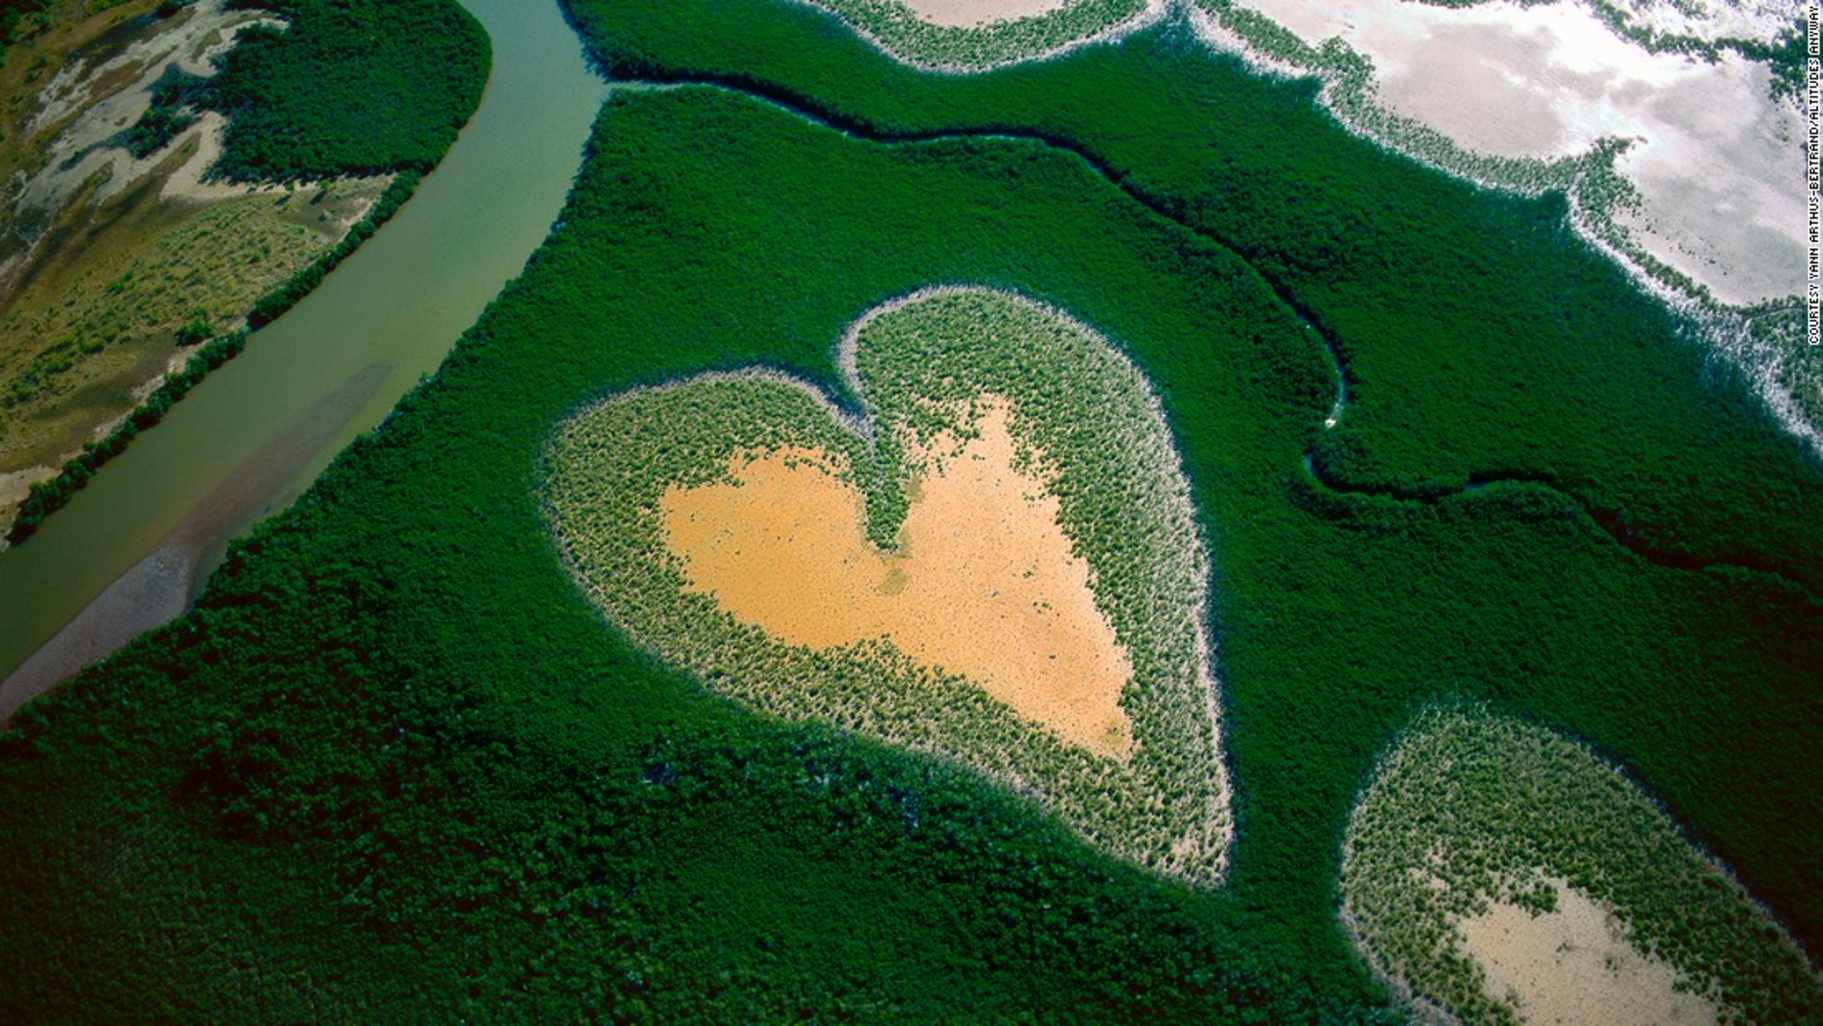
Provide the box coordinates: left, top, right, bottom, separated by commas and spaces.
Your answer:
661, 401, 1136, 757
0, 542, 193, 720
1459, 881, 1721, 1026
150, 109, 389, 207
548, 286, 1233, 884
1197, 0, 1804, 306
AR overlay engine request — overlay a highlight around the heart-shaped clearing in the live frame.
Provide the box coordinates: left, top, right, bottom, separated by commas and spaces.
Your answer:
546, 287, 1230, 883
659, 399, 1134, 757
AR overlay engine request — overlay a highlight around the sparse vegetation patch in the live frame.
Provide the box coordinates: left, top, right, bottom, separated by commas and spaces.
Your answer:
1340, 707, 1822, 1026
546, 287, 1232, 884
0, 0, 488, 540
0, 172, 389, 472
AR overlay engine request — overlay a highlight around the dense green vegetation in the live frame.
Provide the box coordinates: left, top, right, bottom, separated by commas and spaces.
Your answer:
1344, 708, 1821, 1026
1, 86, 1405, 1019
114, 65, 199, 158
190, 0, 488, 181
548, 289, 1230, 885
2, 0, 1819, 1020
561, 0, 1823, 928
0, 0, 44, 46
0, 0, 136, 53
115, 0, 490, 177
569, 0, 1823, 589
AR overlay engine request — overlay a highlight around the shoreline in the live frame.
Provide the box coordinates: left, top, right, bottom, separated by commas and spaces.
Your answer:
0, 0, 608, 716
0, 0, 408, 542
1180, 0, 1816, 449
0, 160, 393, 545
2, 169, 425, 547
796, 0, 1814, 448
0, 362, 390, 721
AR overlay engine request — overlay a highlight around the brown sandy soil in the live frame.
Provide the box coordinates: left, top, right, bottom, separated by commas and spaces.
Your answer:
903, 0, 1068, 27
1458, 880, 1721, 1026
660, 400, 1136, 758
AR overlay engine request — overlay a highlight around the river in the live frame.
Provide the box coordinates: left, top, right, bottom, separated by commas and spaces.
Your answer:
0, 0, 608, 717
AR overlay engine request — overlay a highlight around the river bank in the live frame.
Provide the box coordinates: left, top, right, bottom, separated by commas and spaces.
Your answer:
0, 0, 608, 713
0, 1, 399, 528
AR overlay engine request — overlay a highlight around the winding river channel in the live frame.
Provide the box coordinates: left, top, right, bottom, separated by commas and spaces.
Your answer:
0, 0, 608, 716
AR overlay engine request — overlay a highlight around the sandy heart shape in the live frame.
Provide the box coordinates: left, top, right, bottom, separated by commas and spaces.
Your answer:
545, 287, 1229, 883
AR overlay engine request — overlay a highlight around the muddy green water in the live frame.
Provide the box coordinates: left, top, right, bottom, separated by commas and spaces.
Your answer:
0, 0, 608, 707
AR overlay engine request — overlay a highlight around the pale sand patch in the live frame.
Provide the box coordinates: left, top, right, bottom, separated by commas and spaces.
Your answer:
156, 111, 273, 203
659, 400, 1136, 758
0, 465, 56, 508
903, 0, 1068, 27
1459, 881, 1721, 1026
153, 110, 390, 209
14, 0, 286, 221
1217, 0, 1806, 304
803, 0, 1171, 72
